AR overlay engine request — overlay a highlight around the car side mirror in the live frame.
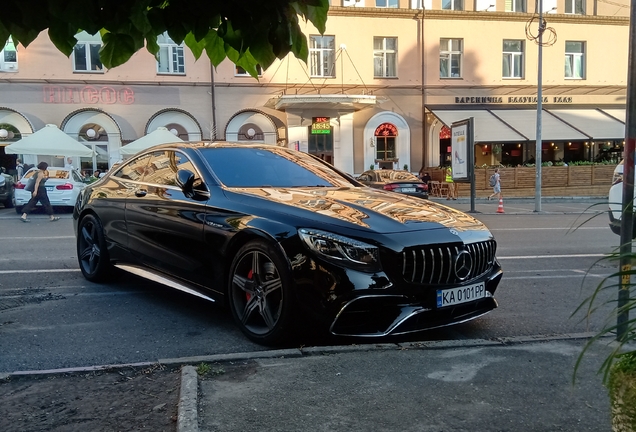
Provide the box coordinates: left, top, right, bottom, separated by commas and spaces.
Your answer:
176, 169, 196, 197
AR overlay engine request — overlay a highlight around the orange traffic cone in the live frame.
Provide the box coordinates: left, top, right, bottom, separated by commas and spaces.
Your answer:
496, 196, 505, 214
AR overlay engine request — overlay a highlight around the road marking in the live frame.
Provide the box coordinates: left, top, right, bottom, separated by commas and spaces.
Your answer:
0, 269, 81, 274
490, 227, 607, 231
0, 236, 75, 240
498, 254, 606, 259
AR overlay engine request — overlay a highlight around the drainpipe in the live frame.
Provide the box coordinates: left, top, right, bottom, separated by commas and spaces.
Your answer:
210, 62, 217, 141
420, 9, 427, 169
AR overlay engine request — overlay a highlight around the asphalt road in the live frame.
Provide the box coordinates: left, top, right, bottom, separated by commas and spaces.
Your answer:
0, 199, 620, 374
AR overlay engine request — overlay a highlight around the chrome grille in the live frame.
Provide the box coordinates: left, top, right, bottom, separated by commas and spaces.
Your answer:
401, 240, 496, 285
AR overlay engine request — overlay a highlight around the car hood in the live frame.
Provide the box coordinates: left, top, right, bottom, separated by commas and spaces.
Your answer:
226, 186, 489, 234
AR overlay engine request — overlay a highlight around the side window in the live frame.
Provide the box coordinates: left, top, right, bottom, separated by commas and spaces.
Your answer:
113, 153, 153, 181
144, 150, 203, 188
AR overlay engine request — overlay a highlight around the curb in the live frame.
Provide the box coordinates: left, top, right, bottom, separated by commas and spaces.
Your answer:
177, 365, 199, 432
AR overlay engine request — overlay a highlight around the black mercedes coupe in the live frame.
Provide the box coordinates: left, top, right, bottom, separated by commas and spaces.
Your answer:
73, 142, 502, 345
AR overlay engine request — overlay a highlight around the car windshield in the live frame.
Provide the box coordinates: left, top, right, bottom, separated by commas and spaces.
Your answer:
201, 147, 356, 188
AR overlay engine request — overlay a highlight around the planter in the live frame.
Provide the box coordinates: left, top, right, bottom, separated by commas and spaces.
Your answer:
610, 353, 636, 432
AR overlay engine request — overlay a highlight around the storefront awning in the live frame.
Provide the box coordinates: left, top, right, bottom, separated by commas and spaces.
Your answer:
546, 109, 625, 140
489, 109, 589, 141
430, 107, 628, 143
430, 109, 527, 143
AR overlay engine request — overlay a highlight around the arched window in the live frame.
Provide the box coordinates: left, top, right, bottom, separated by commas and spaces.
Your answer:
374, 123, 398, 169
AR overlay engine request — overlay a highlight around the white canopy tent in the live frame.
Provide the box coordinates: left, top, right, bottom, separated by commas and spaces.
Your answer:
120, 127, 183, 156
4, 124, 95, 157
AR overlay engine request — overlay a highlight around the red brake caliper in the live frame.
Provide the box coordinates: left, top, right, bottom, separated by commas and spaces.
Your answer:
246, 269, 253, 301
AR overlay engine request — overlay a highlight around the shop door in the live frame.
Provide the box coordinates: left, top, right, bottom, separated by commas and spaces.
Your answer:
307, 126, 333, 164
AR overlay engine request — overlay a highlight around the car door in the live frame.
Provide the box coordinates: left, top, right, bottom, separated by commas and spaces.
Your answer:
95, 153, 154, 251
125, 149, 209, 285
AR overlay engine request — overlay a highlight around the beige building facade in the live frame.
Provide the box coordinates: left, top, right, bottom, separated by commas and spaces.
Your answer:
0, 0, 630, 176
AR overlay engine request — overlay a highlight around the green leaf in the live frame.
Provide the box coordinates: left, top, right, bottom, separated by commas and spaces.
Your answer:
289, 22, 308, 63
234, 50, 260, 79
47, 21, 77, 57
248, 34, 276, 70
204, 31, 226, 67
145, 33, 160, 57
184, 32, 206, 60
305, 0, 329, 34
0, 21, 10, 50
100, 32, 138, 69
129, 6, 153, 35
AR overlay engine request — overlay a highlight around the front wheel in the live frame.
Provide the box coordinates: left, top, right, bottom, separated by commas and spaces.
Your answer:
77, 214, 112, 282
227, 239, 295, 345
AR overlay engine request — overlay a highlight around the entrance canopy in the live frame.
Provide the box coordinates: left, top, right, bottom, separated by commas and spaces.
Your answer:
429, 107, 625, 143
5, 124, 95, 157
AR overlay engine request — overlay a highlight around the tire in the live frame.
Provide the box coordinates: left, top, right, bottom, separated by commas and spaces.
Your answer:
14, 205, 22, 214
77, 214, 112, 282
227, 239, 295, 345
4, 194, 14, 208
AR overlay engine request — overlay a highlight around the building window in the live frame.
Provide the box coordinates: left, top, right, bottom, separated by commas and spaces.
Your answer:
565, 0, 585, 14
0, 39, 17, 72
440, 38, 462, 78
157, 33, 185, 74
505, 0, 526, 12
502, 40, 524, 79
376, 0, 398, 7
565, 41, 585, 79
375, 123, 398, 169
235, 65, 263, 76
442, 0, 464, 10
411, 0, 433, 7
374, 37, 397, 78
73, 32, 103, 73
309, 35, 335, 78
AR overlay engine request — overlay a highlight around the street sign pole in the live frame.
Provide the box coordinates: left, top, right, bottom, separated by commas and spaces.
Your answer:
534, 3, 544, 213
617, 0, 636, 342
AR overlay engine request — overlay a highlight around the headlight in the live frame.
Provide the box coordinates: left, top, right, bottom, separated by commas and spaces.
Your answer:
298, 228, 381, 272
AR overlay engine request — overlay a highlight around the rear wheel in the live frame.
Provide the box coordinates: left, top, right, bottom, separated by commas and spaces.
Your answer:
77, 214, 112, 282
4, 194, 14, 208
228, 239, 295, 345
14, 205, 22, 214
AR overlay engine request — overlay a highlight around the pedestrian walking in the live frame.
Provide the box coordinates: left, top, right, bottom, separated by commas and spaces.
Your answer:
15, 158, 24, 180
19, 162, 60, 223
488, 168, 501, 201
445, 166, 457, 200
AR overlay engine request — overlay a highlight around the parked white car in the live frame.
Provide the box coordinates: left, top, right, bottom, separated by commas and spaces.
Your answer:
608, 160, 636, 237
14, 167, 87, 214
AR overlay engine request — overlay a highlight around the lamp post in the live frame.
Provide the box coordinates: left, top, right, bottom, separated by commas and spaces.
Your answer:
534, 3, 546, 213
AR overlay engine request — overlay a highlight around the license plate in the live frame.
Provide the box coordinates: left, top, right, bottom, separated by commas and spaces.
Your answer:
401, 187, 416, 193
46, 186, 54, 191
437, 282, 486, 308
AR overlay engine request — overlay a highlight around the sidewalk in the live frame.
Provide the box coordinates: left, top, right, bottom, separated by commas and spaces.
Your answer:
174, 334, 616, 432
429, 196, 608, 215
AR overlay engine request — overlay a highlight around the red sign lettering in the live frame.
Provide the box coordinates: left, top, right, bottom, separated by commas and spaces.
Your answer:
43, 85, 135, 105
374, 123, 398, 137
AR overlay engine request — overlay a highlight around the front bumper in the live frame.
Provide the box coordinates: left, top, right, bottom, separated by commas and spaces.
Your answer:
329, 268, 502, 337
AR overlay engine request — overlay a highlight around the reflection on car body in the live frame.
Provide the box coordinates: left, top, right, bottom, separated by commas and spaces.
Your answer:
73, 143, 502, 345
14, 167, 86, 213
356, 169, 429, 199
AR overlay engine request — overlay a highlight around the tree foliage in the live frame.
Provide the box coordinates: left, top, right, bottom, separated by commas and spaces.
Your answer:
0, 0, 329, 77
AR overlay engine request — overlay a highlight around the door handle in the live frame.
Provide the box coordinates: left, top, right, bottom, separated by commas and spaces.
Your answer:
135, 189, 147, 197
